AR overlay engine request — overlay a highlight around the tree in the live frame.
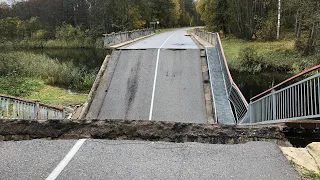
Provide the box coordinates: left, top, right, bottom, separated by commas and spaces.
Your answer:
0, 0, 201, 42
0, 2, 11, 19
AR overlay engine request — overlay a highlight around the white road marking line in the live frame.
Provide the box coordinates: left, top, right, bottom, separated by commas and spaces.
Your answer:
46, 139, 86, 180
149, 32, 176, 120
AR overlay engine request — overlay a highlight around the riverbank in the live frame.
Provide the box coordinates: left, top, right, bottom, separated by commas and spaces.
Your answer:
0, 51, 99, 106
221, 34, 319, 73
0, 28, 175, 106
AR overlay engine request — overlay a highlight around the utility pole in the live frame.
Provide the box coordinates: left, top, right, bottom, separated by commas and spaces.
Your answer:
277, 0, 281, 40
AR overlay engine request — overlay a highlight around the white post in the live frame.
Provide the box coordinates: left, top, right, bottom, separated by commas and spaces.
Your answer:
34, 101, 40, 120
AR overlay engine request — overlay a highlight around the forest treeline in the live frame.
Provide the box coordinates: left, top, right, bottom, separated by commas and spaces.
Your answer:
197, 0, 320, 56
0, 0, 201, 47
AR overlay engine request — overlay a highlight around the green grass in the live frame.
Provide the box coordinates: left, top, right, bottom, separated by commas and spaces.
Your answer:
302, 171, 320, 180
0, 51, 94, 106
0, 76, 88, 106
26, 85, 88, 107
0, 77, 44, 97
1, 39, 96, 50
288, 160, 320, 180
221, 34, 319, 73
0, 51, 96, 92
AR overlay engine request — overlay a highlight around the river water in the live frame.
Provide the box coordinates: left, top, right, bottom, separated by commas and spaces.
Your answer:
230, 70, 292, 102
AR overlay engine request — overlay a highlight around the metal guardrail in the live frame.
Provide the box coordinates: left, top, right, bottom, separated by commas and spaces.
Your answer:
251, 64, 320, 101
103, 28, 152, 47
194, 28, 320, 125
245, 67, 320, 124
195, 28, 249, 123
0, 94, 64, 120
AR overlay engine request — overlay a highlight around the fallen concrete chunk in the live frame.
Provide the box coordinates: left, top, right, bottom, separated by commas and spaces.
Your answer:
280, 146, 320, 172
306, 142, 320, 169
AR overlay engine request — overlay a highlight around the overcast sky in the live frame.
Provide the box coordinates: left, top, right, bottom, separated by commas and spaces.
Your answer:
0, 0, 21, 5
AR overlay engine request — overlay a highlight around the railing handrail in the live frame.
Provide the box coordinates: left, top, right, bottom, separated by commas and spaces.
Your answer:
0, 93, 63, 111
250, 64, 320, 101
251, 73, 320, 104
215, 33, 249, 107
246, 72, 320, 124
195, 28, 249, 123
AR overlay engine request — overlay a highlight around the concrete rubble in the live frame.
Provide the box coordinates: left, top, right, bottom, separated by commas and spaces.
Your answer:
281, 143, 320, 173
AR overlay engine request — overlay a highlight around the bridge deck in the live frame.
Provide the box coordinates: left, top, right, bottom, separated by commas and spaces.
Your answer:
87, 28, 206, 123
206, 47, 235, 124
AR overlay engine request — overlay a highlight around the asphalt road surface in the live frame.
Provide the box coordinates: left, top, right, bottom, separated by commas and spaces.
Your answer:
92, 28, 206, 123
0, 140, 299, 180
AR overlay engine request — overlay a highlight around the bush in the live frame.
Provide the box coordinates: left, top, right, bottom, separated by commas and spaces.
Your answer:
238, 47, 265, 73
292, 55, 320, 73
53, 23, 92, 48
0, 52, 96, 92
238, 47, 291, 73
71, 69, 97, 91
0, 76, 44, 97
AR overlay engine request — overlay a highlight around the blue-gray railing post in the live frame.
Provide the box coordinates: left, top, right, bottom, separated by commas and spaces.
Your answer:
249, 102, 253, 124
0, 94, 63, 120
272, 90, 277, 120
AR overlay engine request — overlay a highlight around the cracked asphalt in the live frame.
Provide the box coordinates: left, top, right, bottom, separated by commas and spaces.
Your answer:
92, 28, 206, 123
0, 140, 299, 180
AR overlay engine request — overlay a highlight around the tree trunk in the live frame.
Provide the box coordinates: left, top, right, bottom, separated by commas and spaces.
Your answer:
277, 0, 281, 40
304, 23, 316, 55
296, 13, 301, 40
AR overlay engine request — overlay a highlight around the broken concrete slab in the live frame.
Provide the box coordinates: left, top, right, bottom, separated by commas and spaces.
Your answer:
280, 146, 320, 172
306, 143, 320, 169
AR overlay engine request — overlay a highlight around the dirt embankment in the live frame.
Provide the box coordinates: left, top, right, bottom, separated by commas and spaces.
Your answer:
0, 119, 288, 145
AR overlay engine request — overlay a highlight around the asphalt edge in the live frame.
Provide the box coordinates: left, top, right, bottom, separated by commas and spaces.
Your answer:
189, 30, 215, 124
82, 51, 121, 119
79, 55, 111, 119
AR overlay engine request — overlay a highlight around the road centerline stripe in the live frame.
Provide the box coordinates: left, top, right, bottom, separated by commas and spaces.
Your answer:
46, 139, 86, 180
149, 32, 176, 120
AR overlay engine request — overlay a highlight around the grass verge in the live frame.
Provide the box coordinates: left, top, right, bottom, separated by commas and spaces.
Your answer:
0, 52, 94, 106
221, 35, 319, 73
26, 85, 88, 107
0, 51, 96, 92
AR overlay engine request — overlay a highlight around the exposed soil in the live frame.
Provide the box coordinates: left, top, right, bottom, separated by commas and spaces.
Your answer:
0, 119, 288, 145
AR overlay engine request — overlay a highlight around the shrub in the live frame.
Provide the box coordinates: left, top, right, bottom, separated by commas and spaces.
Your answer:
238, 47, 265, 73
0, 52, 96, 92
71, 69, 97, 92
292, 55, 320, 73
238, 47, 291, 73
0, 76, 44, 97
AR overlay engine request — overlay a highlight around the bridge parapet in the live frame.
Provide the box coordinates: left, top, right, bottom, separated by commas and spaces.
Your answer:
195, 28, 249, 124
103, 28, 152, 47
0, 94, 64, 120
